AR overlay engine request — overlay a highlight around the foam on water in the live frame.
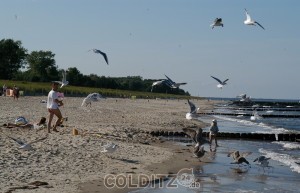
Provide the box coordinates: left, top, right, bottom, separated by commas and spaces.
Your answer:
272, 141, 300, 150
213, 115, 290, 134
259, 148, 300, 173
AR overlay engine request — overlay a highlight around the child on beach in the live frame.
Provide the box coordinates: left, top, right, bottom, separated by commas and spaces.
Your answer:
209, 119, 219, 147
47, 81, 63, 133
3, 116, 47, 129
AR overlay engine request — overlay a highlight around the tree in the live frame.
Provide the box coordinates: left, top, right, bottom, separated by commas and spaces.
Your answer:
26, 51, 58, 82
0, 39, 27, 79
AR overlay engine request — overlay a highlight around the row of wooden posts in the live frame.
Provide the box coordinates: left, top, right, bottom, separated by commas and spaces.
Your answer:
147, 130, 300, 142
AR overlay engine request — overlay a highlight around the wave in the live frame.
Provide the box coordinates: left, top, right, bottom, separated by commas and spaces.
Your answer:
272, 141, 300, 150
213, 115, 290, 134
259, 148, 300, 174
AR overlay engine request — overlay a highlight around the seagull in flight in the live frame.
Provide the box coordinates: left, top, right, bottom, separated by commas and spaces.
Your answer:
60, 69, 69, 88
100, 142, 118, 153
52, 70, 69, 88
89, 49, 109, 65
185, 100, 200, 120
244, 9, 265, 30
5, 135, 47, 150
164, 74, 187, 89
210, 18, 223, 29
151, 79, 167, 92
211, 76, 229, 89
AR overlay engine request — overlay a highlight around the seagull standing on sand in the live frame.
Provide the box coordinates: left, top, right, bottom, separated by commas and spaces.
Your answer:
210, 18, 223, 29
186, 100, 200, 120
164, 74, 187, 89
5, 135, 47, 150
100, 142, 118, 153
211, 76, 229, 89
81, 93, 104, 107
228, 150, 252, 166
89, 49, 109, 65
244, 9, 265, 30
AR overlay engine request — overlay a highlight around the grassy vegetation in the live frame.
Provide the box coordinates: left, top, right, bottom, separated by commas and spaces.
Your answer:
0, 80, 203, 100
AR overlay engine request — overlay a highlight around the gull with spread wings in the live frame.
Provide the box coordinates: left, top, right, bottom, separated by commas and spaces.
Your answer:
210, 18, 223, 29
182, 127, 210, 147
82, 93, 105, 107
244, 9, 265, 30
164, 74, 187, 89
89, 49, 109, 65
5, 134, 47, 150
211, 76, 229, 89
228, 150, 252, 166
186, 100, 200, 120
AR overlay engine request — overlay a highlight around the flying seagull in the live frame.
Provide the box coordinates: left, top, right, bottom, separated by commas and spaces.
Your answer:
52, 70, 69, 88
89, 49, 109, 65
186, 100, 200, 120
211, 76, 229, 89
228, 150, 252, 166
60, 69, 69, 88
164, 74, 187, 89
210, 18, 224, 29
151, 79, 167, 92
5, 135, 47, 150
244, 9, 265, 30
81, 93, 104, 107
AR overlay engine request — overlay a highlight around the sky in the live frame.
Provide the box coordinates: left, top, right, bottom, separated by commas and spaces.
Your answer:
1, 0, 300, 99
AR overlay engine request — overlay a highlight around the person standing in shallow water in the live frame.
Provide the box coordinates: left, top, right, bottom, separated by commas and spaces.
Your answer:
47, 82, 63, 133
209, 119, 219, 147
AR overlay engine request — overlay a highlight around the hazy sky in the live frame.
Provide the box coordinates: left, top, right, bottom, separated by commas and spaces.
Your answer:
1, 0, 300, 99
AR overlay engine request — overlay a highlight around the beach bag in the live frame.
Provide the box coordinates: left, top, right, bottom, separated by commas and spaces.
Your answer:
15, 116, 28, 125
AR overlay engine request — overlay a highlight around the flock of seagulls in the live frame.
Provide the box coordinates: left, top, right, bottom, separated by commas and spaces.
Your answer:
211, 9, 265, 30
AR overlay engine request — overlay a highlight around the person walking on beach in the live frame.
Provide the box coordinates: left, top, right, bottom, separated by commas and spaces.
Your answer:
47, 81, 63, 133
13, 85, 19, 100
209, 119, 219, 147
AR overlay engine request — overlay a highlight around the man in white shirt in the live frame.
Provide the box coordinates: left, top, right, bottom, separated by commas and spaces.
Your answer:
47, 81, 63, 133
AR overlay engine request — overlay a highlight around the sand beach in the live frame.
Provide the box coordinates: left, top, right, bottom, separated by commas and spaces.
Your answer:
0, 96, 212, 193
1, 96, 299, 193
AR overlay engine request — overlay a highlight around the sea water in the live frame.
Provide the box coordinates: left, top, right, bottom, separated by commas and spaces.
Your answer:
130, 98, 300, 193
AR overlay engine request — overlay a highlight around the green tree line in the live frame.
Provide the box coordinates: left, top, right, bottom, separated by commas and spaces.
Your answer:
0, 38, 190, 96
